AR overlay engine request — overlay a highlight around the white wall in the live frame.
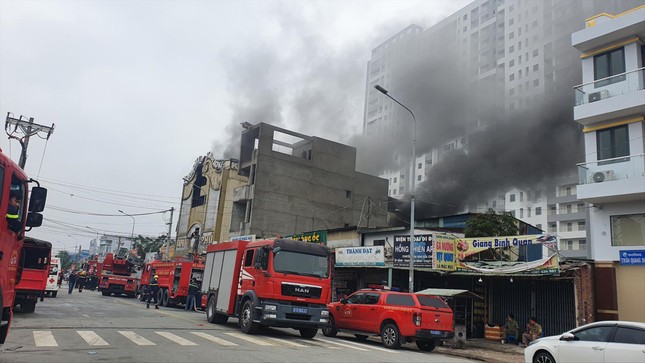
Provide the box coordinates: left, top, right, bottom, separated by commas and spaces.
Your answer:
589, 199, 645, 261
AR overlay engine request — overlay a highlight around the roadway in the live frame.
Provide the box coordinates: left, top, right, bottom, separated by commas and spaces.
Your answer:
1, 283, 478, 363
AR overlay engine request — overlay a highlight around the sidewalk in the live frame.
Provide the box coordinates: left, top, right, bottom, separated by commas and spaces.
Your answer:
435, 338, 525, 363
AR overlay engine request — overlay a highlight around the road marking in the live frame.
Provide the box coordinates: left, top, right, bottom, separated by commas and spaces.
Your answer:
264, 336, 308, 348
225, 332, 274, 346
77, 331, 109, 346
33, 331, 58, 347
155, 332, 198, 346
82, 314, 90, 318
118, 331, 155, 345
313, 338, 368, 351
336, 338, 398, 353
190, 332, 238, 346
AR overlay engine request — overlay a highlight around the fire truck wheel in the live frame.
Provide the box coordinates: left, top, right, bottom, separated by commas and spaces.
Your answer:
161, 289, 170, 307
139, 287, 147, 301
21, 301, 36, 313
322, 315, 338, 337
102, 291, 110, 296
299, 328, 317, 339
381, 323, 401, 349
206, 296, 229, 324
51, 291, 58, 298
239, 300, 259, 334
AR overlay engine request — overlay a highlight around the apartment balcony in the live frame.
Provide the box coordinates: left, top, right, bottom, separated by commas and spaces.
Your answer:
573, 68, 645, 126
577, 153, 645, 204
547, 211, 586, 223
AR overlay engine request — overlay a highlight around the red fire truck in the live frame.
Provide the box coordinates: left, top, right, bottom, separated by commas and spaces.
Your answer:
139, 258, 205, 307
202, 239, 331, 339
98, 248, 141, 298
14, 237, 52, 313
0, 150, 47, 344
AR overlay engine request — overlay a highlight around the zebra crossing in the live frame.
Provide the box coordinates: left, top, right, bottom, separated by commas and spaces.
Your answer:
26, 329, 398, 353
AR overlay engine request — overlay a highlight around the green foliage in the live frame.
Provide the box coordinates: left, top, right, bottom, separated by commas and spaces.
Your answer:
132, 234, 170, 260
56, 250, 73, 270
464, 208, 519, 238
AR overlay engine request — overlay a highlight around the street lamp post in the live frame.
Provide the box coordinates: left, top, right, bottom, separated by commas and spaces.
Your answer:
118, 209, 136, 249
374, 84, 417, 293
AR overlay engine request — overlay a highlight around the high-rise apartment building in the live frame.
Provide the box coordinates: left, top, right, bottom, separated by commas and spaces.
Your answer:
362, 0, 640, 252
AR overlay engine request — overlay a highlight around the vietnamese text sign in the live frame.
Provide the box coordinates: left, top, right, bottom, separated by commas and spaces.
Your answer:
619, 250, 645, 265
335, 246, 385, 266
393, 234, 433, 268
286, 230, 327, 245
433, 234, 457, 271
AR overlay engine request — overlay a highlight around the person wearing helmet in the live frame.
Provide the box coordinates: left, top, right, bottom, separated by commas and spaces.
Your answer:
147, 274, 160, 309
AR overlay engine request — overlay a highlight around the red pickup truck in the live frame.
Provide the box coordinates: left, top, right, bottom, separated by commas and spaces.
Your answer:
323, 289, 454, 351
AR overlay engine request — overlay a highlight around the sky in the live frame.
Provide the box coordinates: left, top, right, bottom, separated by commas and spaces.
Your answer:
0, 0, 471, 253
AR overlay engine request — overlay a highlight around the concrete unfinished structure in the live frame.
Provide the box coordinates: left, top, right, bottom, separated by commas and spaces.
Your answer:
230, 123, 388, 239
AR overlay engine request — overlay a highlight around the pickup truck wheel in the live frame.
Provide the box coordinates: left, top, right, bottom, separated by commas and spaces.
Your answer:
299, 328, 317, 339
416, 339, 437, 352
381, 323, 401, 349
322, 315, 338, 337
239, 300, 259, 334
355, 334, 369, 341
207, 296, 229, 324
51, 291, 58, 298
21, 301, 36, 313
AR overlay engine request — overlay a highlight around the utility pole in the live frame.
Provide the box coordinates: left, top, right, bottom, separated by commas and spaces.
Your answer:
166, 207, 174, 261
5, 113, 55, 168
366, 197, 372, 229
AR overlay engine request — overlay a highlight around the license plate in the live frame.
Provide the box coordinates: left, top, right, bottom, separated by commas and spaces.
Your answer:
292, 307, 308, 314
430, 330, 441, 335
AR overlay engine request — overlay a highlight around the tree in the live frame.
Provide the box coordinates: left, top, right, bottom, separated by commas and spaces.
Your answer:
463, 209, 520, 261
464, 208, 518, 238
56, 250, 72, 271
132, 234, 169, 260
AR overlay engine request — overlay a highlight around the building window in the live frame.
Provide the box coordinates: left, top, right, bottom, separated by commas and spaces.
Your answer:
536, 207, 542, 215
510, 194, 516, 202
578, 221, 586, 231
520, 192, 524, 202
597, 125, 630, 161
579, 239, 587, 250
611, 213, 645, 246
566, 186, 572, 196
509, 59, 515, 67
418, 162, 422, 169
567, 222, 573, 232
594, 47, 625, 87
417, 175, 421, 181
346, 190, 352, 198
520, 208, 524, 218
509, 74, 515, 81
393, 177, 397, 183
527, 207, 531, 218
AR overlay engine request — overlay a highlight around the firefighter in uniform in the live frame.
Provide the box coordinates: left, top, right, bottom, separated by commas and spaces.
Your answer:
147, 275, 160, 309
5, 191, 22, 231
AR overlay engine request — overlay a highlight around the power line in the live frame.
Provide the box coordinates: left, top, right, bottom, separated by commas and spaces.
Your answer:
40, 177, 179, 201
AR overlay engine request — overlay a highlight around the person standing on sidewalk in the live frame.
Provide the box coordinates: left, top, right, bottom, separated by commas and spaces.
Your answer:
147, 275, 160, 309
185, 278, 199, 311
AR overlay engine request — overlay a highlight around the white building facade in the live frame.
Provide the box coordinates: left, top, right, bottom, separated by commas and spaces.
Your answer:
572, 5, 645, 322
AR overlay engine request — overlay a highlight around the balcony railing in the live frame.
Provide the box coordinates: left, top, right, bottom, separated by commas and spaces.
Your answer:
578, 153, 645, 184
574, 67, 644, 106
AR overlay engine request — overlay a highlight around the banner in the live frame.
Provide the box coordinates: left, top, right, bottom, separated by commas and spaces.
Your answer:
393, 234, 433, 268
335, 246, 385, 267
432, 234, 560, 274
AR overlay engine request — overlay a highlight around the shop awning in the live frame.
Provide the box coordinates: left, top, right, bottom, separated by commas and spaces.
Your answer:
415, 288, 483, 300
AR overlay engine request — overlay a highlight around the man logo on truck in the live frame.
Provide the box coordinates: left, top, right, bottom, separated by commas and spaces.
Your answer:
295, 287, 310, 294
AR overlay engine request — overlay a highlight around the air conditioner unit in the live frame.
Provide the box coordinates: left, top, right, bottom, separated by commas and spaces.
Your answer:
592, 170, 614, 183
588, 90, 609, 103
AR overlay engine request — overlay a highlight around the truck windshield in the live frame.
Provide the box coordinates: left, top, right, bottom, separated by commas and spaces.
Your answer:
273, 251, 329, 278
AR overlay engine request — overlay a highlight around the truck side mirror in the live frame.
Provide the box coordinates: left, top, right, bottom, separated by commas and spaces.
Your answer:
340, 298, 348, 304
25, 212, 43, 228
28, 186, 47, 213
